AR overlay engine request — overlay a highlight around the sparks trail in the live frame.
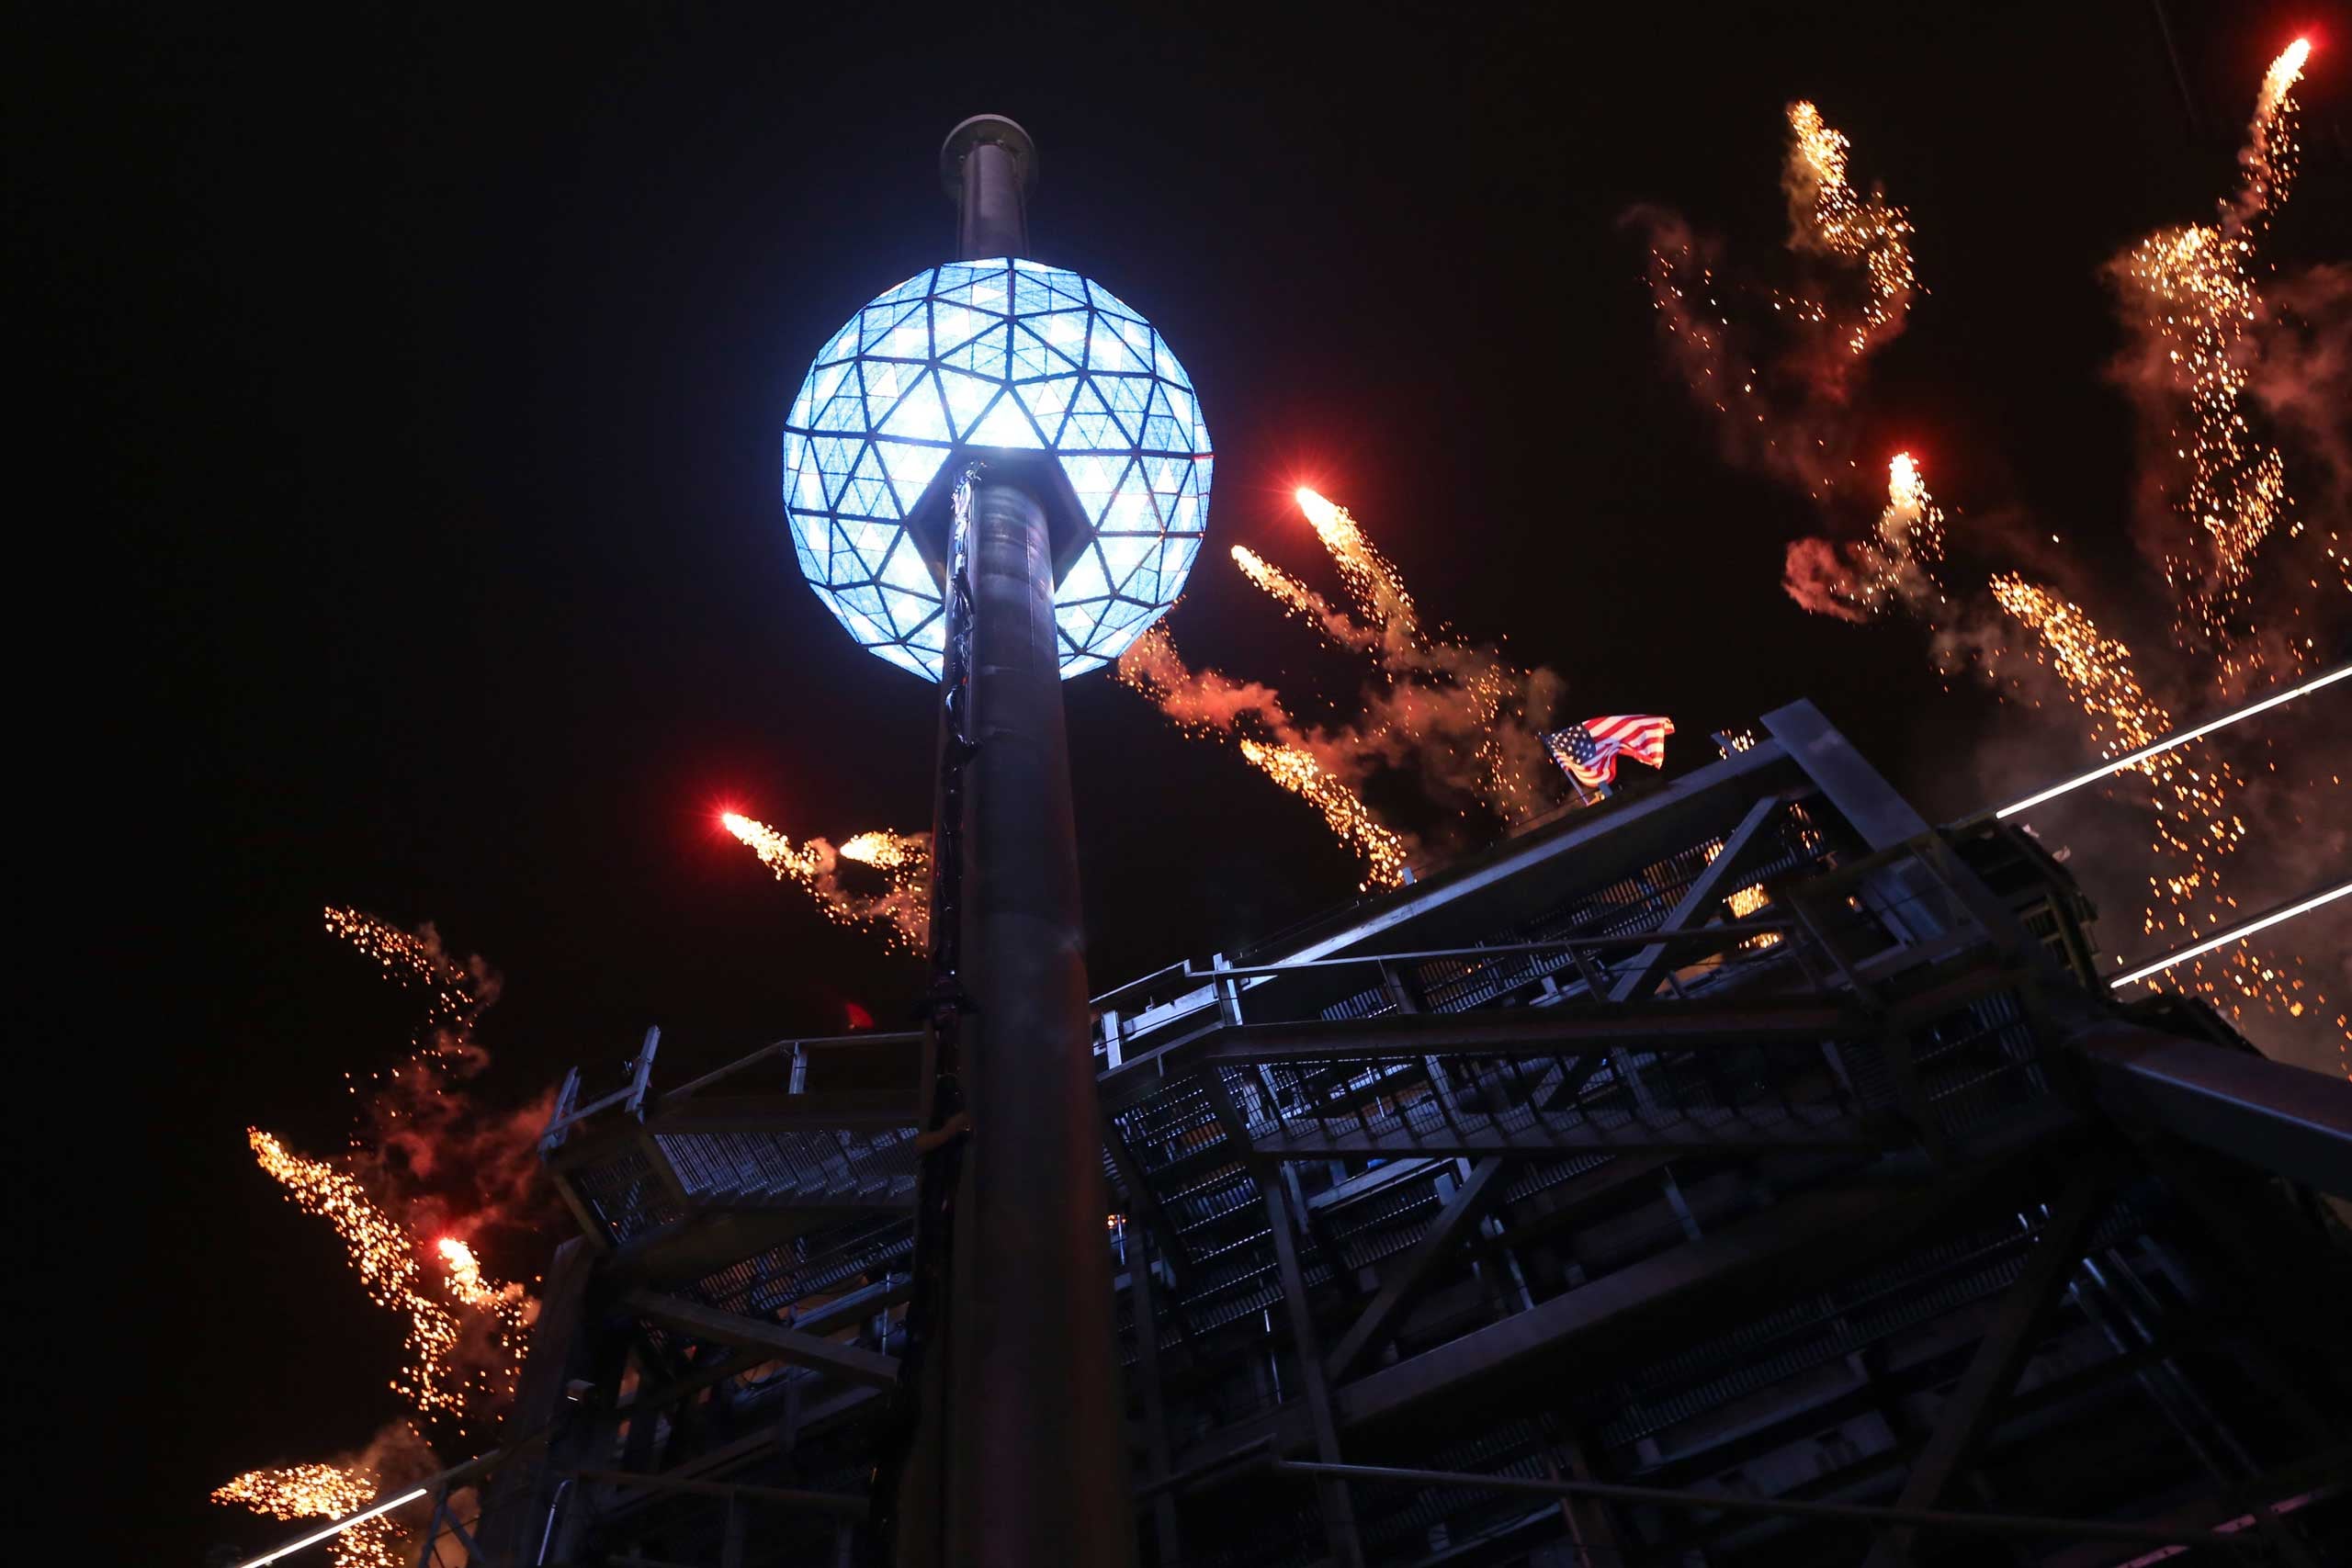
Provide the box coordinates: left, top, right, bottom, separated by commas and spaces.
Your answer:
1114, 620, 1416, 892
1231, 546, 1378, 652
1990, 581, 2337, 1035
1293, 487, 1419, 644
1238, 739, 1411, 890
1268, 489, 1566, 827
2107, 38, 2336, 686
212, 1464, 403, 1568
1631, 99, 1916, 499
1782, 451, 1950, 621
1785, 448, 2341, 1045
1119, 488, 1575, 888
247, 1131, 531, 1419
721, 810, 930, 950
220, 912, 548, 1551
1781, 101, 1917, 357
1717, 41, 2346, 1055
323, 906, 494, 1049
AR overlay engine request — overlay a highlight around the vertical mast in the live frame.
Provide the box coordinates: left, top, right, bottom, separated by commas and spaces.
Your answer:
897, 115, 1137, 1568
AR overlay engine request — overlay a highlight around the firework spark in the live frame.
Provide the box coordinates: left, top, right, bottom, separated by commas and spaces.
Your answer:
1783, 452, 1951, 621
247, 1131, 530, 1418
212, 1465, 405, 1568
1231, 545, 1378, 651
1238, 739, 1411, 890
1267, 490, 1566, 824
323, 907, 490, 1045
1123, 486, 1574, 884
1631, 99, 1915, 499
1987, 579, 2336, 1037
1294, 487, 1420, 645
2108, 38, 2324, 683
1782, 101, 1917, 356
721, 811, 930, 951
1114, 622, 1416, 887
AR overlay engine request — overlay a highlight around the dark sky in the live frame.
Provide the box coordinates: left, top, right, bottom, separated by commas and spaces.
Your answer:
21, 1, 2346, 1558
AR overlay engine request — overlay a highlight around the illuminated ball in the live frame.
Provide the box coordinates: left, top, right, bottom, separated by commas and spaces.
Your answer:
782, 258, 1212, 680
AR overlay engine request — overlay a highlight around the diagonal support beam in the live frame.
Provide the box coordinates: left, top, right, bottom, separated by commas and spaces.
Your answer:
1325, 1157, 1508, 1381
1200, 1072, 1366, 1568
2076, 1021, 2352, 1199
1608, 794, 1784, 1005
1102, 1106, 1193, 1285
621, 1291, 900, 1389
1860, 1164, 2113, 1567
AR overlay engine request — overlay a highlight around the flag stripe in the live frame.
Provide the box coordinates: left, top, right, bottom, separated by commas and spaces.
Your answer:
1544, 716, 1673, 790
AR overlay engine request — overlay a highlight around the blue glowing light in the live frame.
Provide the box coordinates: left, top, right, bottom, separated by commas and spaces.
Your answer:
782, 258, 1212, 680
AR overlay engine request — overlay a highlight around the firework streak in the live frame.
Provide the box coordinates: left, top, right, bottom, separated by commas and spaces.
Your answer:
721, 811, 930, 949
2108, 39, 2331, 684
211, 1465, 406, 1568
220, 911, 539, 1560
1635, 99, 1917, 499
246, 1131, 529, 1417
1116, 487, 1585, 886
1238, 739, 1411, 888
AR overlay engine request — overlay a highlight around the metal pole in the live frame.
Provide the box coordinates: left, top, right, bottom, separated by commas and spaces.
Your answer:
942, 115, 1035, 260
896, 117, 1135, 1568
944, 473, 1133, 1566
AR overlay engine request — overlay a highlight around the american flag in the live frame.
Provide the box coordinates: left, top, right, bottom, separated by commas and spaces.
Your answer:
1544, 715, 1675, 788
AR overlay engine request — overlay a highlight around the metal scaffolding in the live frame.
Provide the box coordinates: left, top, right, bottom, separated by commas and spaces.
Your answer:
416, 700, 2352, 1568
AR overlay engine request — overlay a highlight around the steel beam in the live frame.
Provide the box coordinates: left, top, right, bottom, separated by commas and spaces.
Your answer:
1252, 1109, 1878, 1162
1269, 738, 1804, 967
1607, 794, 1786, 1004
1325, 1157, 1507, 1381
1333, 1124, 2067, 1434
1860, 1166, 2112, 1567
477, 1237, 598, 1563
2137, 1141, 2352, 1396
1201, 1073, 1364, 1568
2075, 1021, 2352, 1198
1760, 699, 1931, 851
643, 1094, 920, 1137
1124, 1231, 1183, 1565
1189, 998, 1864, 1070
1103, 1107, 1194, 1285
622, 1292, 900, 1389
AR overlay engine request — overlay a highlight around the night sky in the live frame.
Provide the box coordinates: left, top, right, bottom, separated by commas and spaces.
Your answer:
28, 2, 2346, 1558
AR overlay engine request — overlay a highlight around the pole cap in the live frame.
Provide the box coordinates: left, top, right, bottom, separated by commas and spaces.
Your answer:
940, 114, 1038, 198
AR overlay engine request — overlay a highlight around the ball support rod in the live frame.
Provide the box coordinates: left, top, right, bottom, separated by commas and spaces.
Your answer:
884, 119, 1139, 1568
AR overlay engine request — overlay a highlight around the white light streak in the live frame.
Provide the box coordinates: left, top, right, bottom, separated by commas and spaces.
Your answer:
1995, 663, 2348, 819
2110, 883, 2352, 989
233, 1487, 427, 1568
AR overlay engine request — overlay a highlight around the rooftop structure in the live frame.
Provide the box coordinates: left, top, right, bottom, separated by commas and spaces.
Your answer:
414, 700, 2352, 1566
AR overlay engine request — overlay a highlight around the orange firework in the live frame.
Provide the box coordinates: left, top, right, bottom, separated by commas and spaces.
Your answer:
247, 1131, 529, 1418
324, 907, 485, 1043
1238, 739, 1410, 891
838, 829, 922, 870
1784, 452, 1951, 622
212, 1464, 404, 1568
721, 811, 929, 951
1783, 101, 1916, 355
1231, 545, 1377, 651
1989, 579, 2337, 1038
2108, 38, 2325, 683
1295, 487, 1420, 644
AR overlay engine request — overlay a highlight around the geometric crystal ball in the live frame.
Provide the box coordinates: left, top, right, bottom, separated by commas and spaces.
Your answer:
782, 256, 1212, 681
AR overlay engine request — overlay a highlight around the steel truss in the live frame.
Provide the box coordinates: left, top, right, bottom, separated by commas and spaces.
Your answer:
409, 701, 2352, 1568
